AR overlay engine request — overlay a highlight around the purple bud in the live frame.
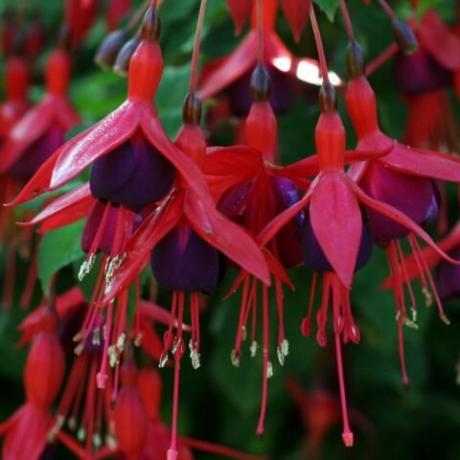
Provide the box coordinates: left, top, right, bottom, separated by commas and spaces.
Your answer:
227, 65, 294, 116
151, 225, 224, 294
90, 132, 175, 211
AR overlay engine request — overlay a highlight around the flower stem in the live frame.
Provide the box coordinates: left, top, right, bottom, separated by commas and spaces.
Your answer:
309, 6, 330, 85
339, 0, 355, 43
189, 0, 208, 92
127, 0, 150, 31
256, 0, 264, 65
377, 0, 396, 20
183, 437, 267, 460
365, 42, 398, 76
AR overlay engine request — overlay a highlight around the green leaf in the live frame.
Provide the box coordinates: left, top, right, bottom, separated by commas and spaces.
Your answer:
314, 0, 340, 21
38, 220, 85, 294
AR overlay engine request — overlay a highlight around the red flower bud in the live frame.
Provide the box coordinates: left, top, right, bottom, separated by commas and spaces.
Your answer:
24, 332, 65, 409
65, 0, 99, 46
5, 57, 29, 102
45, 49, 72, 96
113, 387, 149, 458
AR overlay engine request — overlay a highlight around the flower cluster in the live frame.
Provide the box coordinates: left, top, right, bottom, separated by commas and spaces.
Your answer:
1, 0, 460, 459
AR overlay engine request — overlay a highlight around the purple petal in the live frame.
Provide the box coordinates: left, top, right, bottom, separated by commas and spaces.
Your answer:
437, 247, 460, 300
151, 225, 223, 294
394, 48, 451, 94
360, 161, 436, 245
90, 132, 175, 211
303, 211, 372, 272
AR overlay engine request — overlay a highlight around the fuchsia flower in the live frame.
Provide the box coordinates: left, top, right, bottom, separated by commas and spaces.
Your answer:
199, 0, 335, 116
0, 331, 65, 460
257, 83, 455, 446
394, 9, 460, 152
95, 364, 266, 460
0, 47, 80, 182
344, 56, 460, 381
203, 65, 307, 434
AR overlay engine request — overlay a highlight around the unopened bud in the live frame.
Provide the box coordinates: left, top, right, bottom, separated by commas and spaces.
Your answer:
95, 29, 129, 70
113, 36, 141, 76
392, 19, 418, 55
141, 7, 161, 41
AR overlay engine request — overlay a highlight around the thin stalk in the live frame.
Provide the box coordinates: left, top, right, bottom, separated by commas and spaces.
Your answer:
309, 5, 329, 85
189, 0, 208, 92
339, 0, 355, 43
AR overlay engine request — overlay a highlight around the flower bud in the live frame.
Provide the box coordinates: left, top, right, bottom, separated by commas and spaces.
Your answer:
24, 332, 65, 409
140, 7, 161, 42
113, 36, 141, 76
95, 29, 129, 70
113, 387, 149, 457
392, 19, 418, 55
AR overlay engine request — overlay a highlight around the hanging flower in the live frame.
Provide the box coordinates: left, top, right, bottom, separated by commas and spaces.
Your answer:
345, 48, 460, 382
394, 9, 460, 151
203, 65, 306, 434
199, 0, 335, 116
258, 83, 455, 446
0, 331, 65, 460
0, 47, 79, 182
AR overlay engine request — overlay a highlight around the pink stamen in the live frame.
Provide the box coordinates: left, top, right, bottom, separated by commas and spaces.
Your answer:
334, 331, 354, 447
256, 285, 270, 435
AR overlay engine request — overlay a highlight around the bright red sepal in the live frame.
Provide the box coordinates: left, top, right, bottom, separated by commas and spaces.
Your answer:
18, 287, 86, 346
199, 28, 320, 100
346, 77, 460, 183
382, 222, 460, 289
22, 183, 93, 233
0, 94, 80, 175
0, 404, 55, 460
65, 0, 99, 46
416, 10, 460, 71
280, 0, 312, 43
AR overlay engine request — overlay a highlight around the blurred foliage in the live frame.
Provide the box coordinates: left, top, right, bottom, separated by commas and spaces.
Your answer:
1, 0, 460, 459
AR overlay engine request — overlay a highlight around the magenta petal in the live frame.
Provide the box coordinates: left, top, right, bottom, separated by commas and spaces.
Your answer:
151, 224, 222, 294
437, 247, 460, 300
381, 141, 460, 182
353, 181, 460, 265
359, 160, 435, 244
309, 171, 362, 287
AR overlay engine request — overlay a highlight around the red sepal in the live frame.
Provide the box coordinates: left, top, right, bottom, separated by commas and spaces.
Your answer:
417, 10, 460, 71
25, 184, 93, 233
310, 171, 362, 288
280, 0, 311, 42
184, 189, 270, 286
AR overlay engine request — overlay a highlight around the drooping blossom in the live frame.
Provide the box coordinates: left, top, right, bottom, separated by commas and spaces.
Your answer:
0, 331, 65, 460
258, 83, 455, 446
65, 0, 99, 47
345, 46, 460, 383
203, 65, 305, 434
106, 0, 132, 31
394, 9, 460, 152
199, 0, 336, 116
